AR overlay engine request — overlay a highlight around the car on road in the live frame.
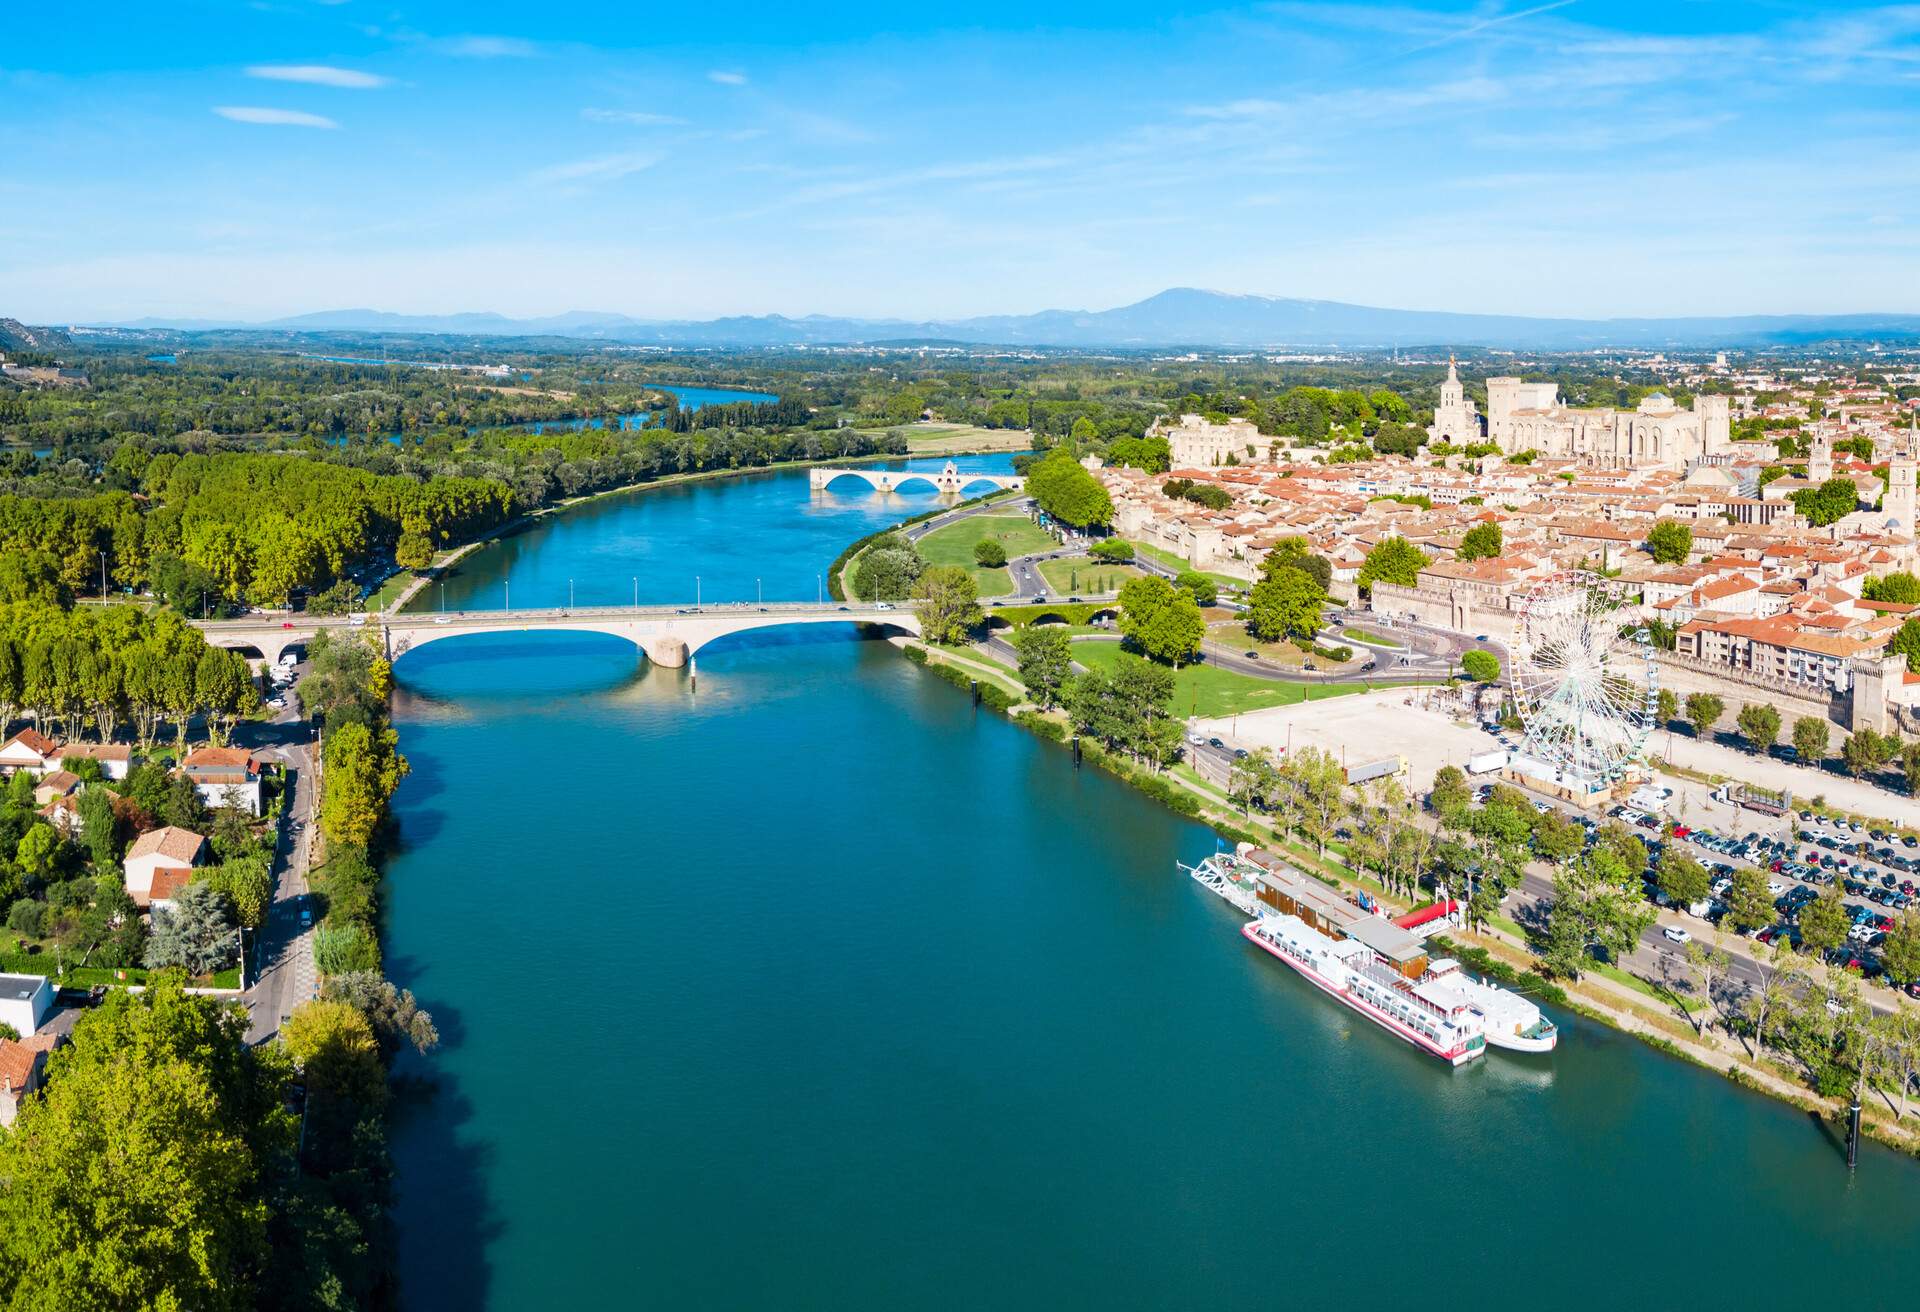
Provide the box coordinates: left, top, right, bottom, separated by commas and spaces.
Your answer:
299, 908, 311, 927
435, 615, 451, 624
1186, 732, 1205, 746
1207, 737, 1223, 749
1663, 926, 1692, 944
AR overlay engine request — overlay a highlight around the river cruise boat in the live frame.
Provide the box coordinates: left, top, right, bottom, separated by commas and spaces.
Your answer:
1241, 914, 1487, 1065
1182, 848, 1557, 1061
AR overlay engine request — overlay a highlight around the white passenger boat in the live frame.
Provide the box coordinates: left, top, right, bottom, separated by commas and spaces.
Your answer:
1242, 914, 1488, 1065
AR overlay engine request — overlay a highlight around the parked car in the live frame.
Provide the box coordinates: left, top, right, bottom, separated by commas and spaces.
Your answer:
1663, 926, 1692, 944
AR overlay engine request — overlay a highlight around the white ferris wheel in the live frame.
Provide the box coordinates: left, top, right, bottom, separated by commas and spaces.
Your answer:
1509, 570, 1659, 787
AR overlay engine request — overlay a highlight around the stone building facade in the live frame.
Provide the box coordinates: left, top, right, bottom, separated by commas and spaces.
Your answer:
1156, 414, 1262, 469
1485, 378, 1731, 471
1425, 356, 1484, 445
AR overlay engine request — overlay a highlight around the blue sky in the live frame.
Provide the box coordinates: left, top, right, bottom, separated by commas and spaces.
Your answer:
3, 1, 1918, 323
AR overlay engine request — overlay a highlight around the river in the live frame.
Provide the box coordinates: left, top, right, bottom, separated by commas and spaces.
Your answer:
383, 454, 1920, 1310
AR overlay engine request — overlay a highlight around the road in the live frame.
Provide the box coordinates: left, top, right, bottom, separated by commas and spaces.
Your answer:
237, 660, 320, 1045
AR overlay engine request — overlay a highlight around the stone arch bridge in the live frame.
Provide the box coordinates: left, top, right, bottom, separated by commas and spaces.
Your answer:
194, 602, 923, 670
809, 461, 1024, 496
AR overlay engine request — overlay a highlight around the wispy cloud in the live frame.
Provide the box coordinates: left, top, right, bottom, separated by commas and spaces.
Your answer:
245, 64, 389, 89
530, 151, 662, 184
707, 70, 748, 86
583, 108, 689, 127
437, 35, 540, 59
1401, 0, 1577, 55
213, 106, 340, 129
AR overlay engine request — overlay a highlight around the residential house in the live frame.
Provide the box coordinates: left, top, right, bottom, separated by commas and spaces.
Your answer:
0, 1035, 58, 1128
56, 743, 133, 781
180, 746, 263, 816
31, 770, 80, 808
0, 974, 52, 1038
124, 826, 208, 908
0, 730, 61, 776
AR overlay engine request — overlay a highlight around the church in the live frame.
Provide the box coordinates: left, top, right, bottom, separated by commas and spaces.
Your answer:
1426, 356, 1483, 445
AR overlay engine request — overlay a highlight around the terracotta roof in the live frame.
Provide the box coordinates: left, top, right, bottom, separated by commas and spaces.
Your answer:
126, 826, 206, 866
147, 868, 193, 904
58, 743, 131, 763
0, 1041, 40, 1094
182, 747, 257, 771
0, 730, 59, 758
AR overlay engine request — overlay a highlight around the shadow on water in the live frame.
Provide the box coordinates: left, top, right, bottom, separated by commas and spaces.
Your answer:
385, 987, 502, 1311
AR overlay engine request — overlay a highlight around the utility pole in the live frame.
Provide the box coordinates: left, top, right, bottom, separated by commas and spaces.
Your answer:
99, 550, 107, 600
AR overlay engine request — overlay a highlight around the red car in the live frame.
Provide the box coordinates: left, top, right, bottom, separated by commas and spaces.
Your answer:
1670, 825, 1692, 838
282, 621, 295, 629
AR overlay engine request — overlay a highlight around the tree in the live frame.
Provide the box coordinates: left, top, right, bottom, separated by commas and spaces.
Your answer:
1740, 946, 1805, 1058
1543, 846, 1656, 980
1881, 909, 1920, 985
1428, 765, 1471, 822
320, 719, 409, 850
1533, 810, 1584, 863
1724, 866, 1776, 936
0, 977, 287, 1311
1227, 747, 1284, 817
1117, 575, 1204, 667
912, 565, 982, 646
1683, 937, 1733, 1034
1657, 687, 1678, 728
1245, 564, 1325, 645
321, 970, 439, 1060
1090, 539, 1134, 563
1173, 571, 1217, 608
1282, 748, 1347, 858
1791, 476, 1861, 527
1009, 626, 1073, 708
1646, 520, 1693, 564
1456, 521, 1502, 560
1261, 537, 1333, 592
1799, 887, 1850, 956
1735, 703, 1781, 754
201, 855, 273, 929
14, 823, 59, 881
144, 882, 239, 976
1684, 692, 1724, 741
852, 534, 925, 602
281, 1000, 386, 1107
1863, 571, 1920, 604
972, 538, 1007, 568
1460, 649, 1500, 682
1356, 536, 1427, 594
1890, 616, 1920, 674
1657, 849, 1711, 909
1792, 715, 1831, 764
1025, 448, 1113, 529
1903, 740, 1920, 797
1840, 727, 1896, 779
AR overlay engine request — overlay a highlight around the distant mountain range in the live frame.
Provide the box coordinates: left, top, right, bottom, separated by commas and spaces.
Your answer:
96, 288, 1920, 350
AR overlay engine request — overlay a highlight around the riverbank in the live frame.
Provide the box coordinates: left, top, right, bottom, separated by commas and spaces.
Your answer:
894, 617, 1920, 1158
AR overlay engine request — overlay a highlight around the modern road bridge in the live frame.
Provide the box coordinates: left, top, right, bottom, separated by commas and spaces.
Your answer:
809, 460, 1024, 496
195, 602, 924, 669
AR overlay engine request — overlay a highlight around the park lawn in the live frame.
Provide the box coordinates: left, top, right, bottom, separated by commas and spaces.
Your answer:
920, 513, 1057, 593
1206, 621, 1313, 666
1070, 639, 1366, 718
1036, 558, 1144, 595
1339, 625, 1403, 648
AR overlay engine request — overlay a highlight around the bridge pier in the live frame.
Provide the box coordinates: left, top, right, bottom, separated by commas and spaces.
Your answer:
641, 635, 689, 668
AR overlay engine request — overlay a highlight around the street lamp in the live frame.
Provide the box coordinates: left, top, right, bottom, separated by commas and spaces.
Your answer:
696, 576, 702, 610
439, 582, 445, 612
817, 573, 823, 605
633, 577, 638, 609
569, 578, 575, 610
99, 550, 107, 600
756, 577, 762, 606
504, 580, 510, 612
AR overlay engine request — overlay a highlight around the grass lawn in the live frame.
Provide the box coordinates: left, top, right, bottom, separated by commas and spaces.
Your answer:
1206, 621, 1314, 666
1119, 540, 1246, 591
900, 422, 1033, 455
365, 571, 417, 612
1339, 625, 1403, 649
1036, 558, 1144, 595
920, 513, 1057, 593
1070, 639, 1367, 718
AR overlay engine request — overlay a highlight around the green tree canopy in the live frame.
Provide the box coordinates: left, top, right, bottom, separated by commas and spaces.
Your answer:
1026, 448, 1113, 529
1357, 536, 1427, 594
1646, 520, 1693, 564
912, 565, 983, 645
1116, 575, 1205, 667
1456, 521, 1503, 561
